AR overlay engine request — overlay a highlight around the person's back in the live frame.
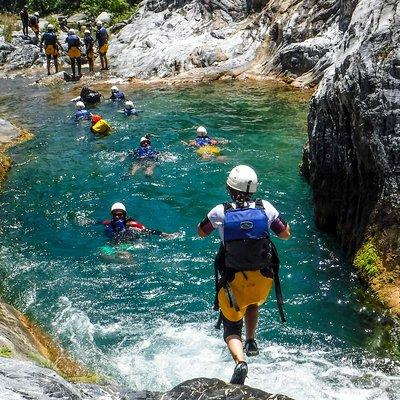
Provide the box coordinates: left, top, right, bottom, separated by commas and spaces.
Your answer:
197, 165, 291, 385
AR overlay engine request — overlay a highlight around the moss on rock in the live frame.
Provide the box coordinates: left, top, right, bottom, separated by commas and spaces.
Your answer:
353, 240, 382, 281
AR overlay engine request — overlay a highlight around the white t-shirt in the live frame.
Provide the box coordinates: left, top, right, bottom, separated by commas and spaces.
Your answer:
207, 200, 280, 242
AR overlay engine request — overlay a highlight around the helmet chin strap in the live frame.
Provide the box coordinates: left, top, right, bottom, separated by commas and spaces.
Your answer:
245, 180, 252, 197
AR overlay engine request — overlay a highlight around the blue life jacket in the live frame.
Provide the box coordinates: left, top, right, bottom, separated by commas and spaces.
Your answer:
195, 136, 212, 146
97, 27, 108, 46
74, 109, 91, 121
110, 91, 125, 100
66, 34, 80, 48
136, 146, 159, 160
223, 200, 272, 271
104, 219, 140, 243
42, 32, 56, 45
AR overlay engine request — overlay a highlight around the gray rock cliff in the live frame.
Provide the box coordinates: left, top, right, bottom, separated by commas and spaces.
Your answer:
304, 0, 400, 312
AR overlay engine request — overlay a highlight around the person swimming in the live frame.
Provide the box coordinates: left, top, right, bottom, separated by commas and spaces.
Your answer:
74, 101, 92, 121
131, 136, 160, 176
109, 86, 125, 101
90, 114, 111, 135
185, 126, 226, 160
101, 202, 177, 243
121, 100, 141, 116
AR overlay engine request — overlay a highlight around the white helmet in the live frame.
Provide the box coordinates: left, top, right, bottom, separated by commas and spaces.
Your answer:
125, 100, 134, 109
96, 20, 103, 27
68, 28, 75, 35
47, 24, 54, 31
111, 86, 118, 92
227, 165, 258, 194
140, 136, 150, 143
111, 202, 126, 213
34, 12, 39, 16
84, 29, 90, 34
196, 126, 207, 136
76, 101, 85, 110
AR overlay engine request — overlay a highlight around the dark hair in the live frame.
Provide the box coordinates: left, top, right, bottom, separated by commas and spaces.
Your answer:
227, 186, 253, 207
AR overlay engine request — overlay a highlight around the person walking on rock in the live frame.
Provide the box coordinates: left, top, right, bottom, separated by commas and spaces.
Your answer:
29, 12, 40, 41
197, 165, 291, 385
95, 21, 109, 70
20, 6, 29, 37
40, 24, 62, 75
83, 29, 95, 72
65, 28, 82, 79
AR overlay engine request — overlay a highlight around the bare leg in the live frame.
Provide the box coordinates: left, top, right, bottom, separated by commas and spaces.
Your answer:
104, 55, 109, 70
131, 163, 141, 176
226, 335, 245, 363
244, 304, 259, 340
54, 57, 59, 73
145, 164, 155, 176
100, 54, 105, 70
46, 58, 51, 75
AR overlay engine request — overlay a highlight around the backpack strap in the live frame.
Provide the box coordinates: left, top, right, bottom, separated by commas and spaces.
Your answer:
255, 199, 264, 209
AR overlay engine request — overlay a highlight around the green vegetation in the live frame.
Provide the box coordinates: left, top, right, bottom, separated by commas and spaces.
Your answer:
0, 13, 20, 43
353, 240, 381, 280
0, 347, 12, 358
26, 0, 137, 21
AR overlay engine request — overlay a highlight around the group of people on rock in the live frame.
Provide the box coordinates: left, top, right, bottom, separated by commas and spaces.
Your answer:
21, 7, 109, 78
69, 84, 291, 387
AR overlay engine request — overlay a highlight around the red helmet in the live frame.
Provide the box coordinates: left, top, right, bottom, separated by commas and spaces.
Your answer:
91, 114, 102, 124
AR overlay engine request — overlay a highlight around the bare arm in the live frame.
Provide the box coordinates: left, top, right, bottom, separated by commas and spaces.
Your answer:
277, 224, 291, 240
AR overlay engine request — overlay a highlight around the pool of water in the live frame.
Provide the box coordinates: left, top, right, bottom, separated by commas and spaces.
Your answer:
0, 78, 398, 400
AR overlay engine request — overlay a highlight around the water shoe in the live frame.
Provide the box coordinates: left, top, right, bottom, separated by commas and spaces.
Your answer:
244, 339, 259, 356
230, 361, 248, 385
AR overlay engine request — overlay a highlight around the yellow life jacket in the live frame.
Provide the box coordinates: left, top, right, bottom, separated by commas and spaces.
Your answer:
196, 145, 221, 156
91, 119, 111, 135
68, 47, 81, 58
45, 44, 58, 57
99, 43, 109, 54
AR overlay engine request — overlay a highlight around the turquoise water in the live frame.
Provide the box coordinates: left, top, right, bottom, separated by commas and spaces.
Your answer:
0, 79, 399, 399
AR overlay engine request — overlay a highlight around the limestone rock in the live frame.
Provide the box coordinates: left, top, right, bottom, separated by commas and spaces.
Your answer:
67, 13, 89, 29
4, 43, 39, 70
157, 378, 295, 399
305, 0, 400, 311
0, 119, 21, 144
96, 12, 112, 25
0, 358, 294, 400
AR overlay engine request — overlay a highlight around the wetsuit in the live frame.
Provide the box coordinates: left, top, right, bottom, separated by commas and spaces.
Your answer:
29, 15, 39, 37
83, 35, 94, 70
66, 34, 82, 77
20, 9, 29, 36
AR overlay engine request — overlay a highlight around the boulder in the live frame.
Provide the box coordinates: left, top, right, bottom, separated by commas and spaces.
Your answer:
67, 13, 89, 28
279, 37, 331, 76
158, 378, 295, 399
4, 44, 39, 70
0, 358, 295, 400
96, 12, 112, 25
0, 119, 21, 144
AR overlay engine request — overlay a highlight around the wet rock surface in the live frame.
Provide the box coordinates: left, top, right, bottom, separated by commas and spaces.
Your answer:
0, 358, 294, 400
305, 0, 400, 312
